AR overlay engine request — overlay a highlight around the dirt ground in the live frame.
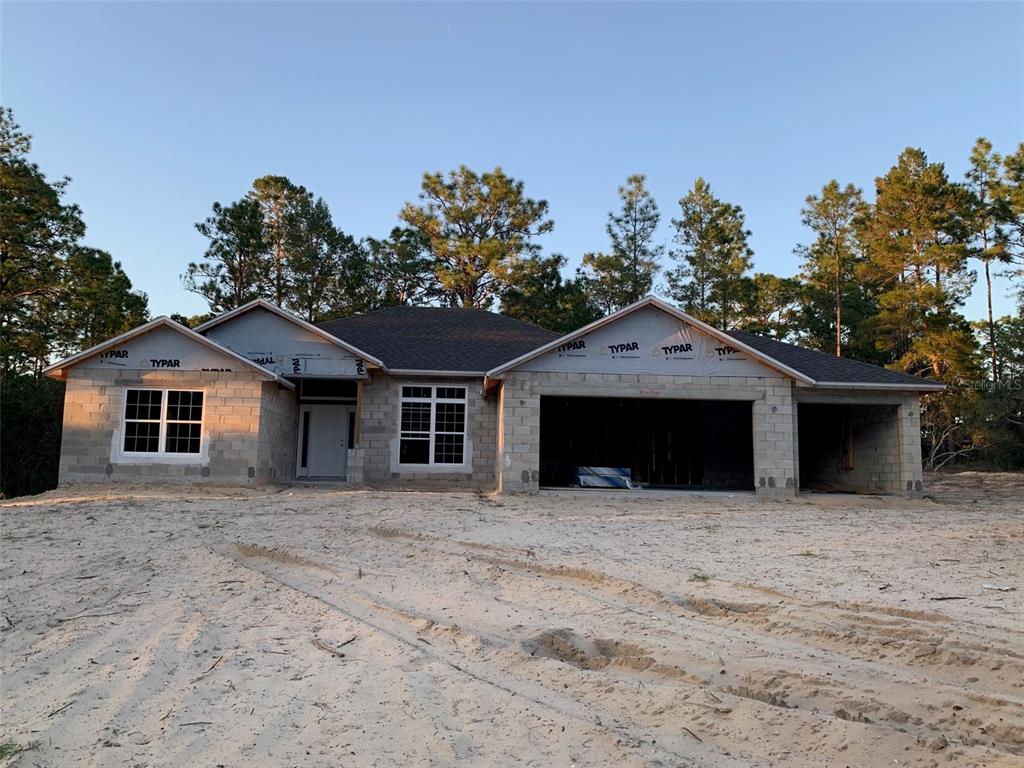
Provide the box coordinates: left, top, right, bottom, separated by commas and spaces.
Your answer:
1, 472, 1022, 768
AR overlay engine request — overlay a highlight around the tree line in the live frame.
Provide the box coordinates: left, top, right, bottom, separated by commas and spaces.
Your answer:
1, 108, 150, 496
2, 101, 1023, 494
184, 140, 1024, 469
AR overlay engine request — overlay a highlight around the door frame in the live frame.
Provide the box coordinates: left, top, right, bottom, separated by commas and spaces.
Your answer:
296, 403, 353, 480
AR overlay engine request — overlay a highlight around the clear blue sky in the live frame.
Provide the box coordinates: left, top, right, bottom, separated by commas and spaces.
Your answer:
4, 1, 1023, 320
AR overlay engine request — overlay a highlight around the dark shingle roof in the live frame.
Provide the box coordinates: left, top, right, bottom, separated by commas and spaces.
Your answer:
319, 303, 941, 389
726, 330, 943, 388
318, 306, 560, 373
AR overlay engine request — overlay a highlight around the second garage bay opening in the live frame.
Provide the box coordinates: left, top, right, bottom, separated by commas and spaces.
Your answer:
797, 402, 903, 494
539, 396, 754, 490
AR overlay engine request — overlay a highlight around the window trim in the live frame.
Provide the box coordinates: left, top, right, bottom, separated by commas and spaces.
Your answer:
114, 387, 208, 463
396, 383, 469, 470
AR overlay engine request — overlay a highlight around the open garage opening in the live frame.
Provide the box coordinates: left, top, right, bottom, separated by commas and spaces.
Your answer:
798, 403, 902, 494
539, 396, 754, 490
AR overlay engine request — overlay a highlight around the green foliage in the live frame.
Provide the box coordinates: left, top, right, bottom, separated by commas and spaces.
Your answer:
0, 107, 150, 369
857, 147, 976, 378
964, 138, 1015, 381
185, 197, 268, 313
366, 227, 443, 307
795, 181, 876, 358
400, 166, 554, 308
980, 315, 1024, 467
999, 143, 1024, 310
185, 178, 370, 321
56, 247, 148, 356
0, 374, 64, 497
0, 739, 39, 759
735, 273, 803, 340
283, 195, 370, 322
500, 254, 602, 333
580, 175, 662, 312
0, 107, 86, 376
0, 106, 149, 496
169, 312, 214, 328
666, 177, 753, 329
249, 175, 310, 306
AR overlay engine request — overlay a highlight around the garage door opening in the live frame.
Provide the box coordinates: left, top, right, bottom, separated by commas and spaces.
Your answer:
798, 403, 901, 494
539, 396, 754, 490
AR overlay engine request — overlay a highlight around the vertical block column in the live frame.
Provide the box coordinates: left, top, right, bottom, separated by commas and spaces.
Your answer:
898, 397, 924, 497
752, 381, 798, 497
497, 373, 541, 493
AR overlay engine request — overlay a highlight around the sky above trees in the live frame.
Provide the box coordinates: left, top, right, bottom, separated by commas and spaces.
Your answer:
4, 1, 1022, 319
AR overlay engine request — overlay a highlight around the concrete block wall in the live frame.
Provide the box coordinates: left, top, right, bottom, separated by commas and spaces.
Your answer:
257, 381, 298, 483
898, 397, 924, 497
346, 445, 365, 484
496, 370, 797, 496
352, 373, 497, 489
848, 405, 902, 492
795, 389, 925, 498
59, 368, 274, 484
496, 373, 542, 493
751, 381, 798, 497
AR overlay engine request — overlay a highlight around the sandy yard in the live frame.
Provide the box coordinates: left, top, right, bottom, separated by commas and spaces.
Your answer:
0, 474, 1022, 768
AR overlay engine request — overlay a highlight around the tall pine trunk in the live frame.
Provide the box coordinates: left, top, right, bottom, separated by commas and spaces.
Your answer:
985, 259, 997, 382
834, 238, 842, 357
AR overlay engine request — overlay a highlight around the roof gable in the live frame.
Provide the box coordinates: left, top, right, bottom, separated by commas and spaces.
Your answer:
196, 301, 379, 378
195, 300, 383, 369
487, 297, 813, 382
43, 317, 293, 387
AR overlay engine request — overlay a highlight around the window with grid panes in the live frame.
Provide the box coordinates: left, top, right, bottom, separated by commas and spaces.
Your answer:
398, 385, 467, 465
122, 389, 204, 455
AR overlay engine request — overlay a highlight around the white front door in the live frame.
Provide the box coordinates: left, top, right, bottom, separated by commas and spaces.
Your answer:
302, 405, 350, 479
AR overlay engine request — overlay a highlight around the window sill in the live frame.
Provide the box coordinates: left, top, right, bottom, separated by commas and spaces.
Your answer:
395, 462, 472, 474
112, 453, 208, 465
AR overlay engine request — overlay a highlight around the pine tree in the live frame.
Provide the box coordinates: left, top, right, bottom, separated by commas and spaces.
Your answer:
249, 176, 310, 307
1000, 143, 1024, 310
185, 197, 269, 313
796, 181, 869, 357
1, 107, 150, 496
500, 254, 601, 333
283, 196, 367, 322
400, 166, 553, 308
366, 227, 443, 307
964, 138, 1013, 381
57, 247, 148, 356
580, 175, 662, 312
857, 148, 976, 379
666, 178, 753, 329
735, 273, 803, 340
0, 107, 85, 377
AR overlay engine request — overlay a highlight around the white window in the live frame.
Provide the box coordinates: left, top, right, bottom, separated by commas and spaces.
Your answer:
123, 389, 204, 455
399, 385, 467, 465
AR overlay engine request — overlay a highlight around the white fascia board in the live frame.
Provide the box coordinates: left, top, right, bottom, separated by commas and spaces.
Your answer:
43, 316, 295, 389
485, 295, 816, 385
194, 299, 385, 369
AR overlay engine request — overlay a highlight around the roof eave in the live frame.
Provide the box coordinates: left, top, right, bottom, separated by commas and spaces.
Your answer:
384, 368, 487, 378
808, 380, 946, 392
